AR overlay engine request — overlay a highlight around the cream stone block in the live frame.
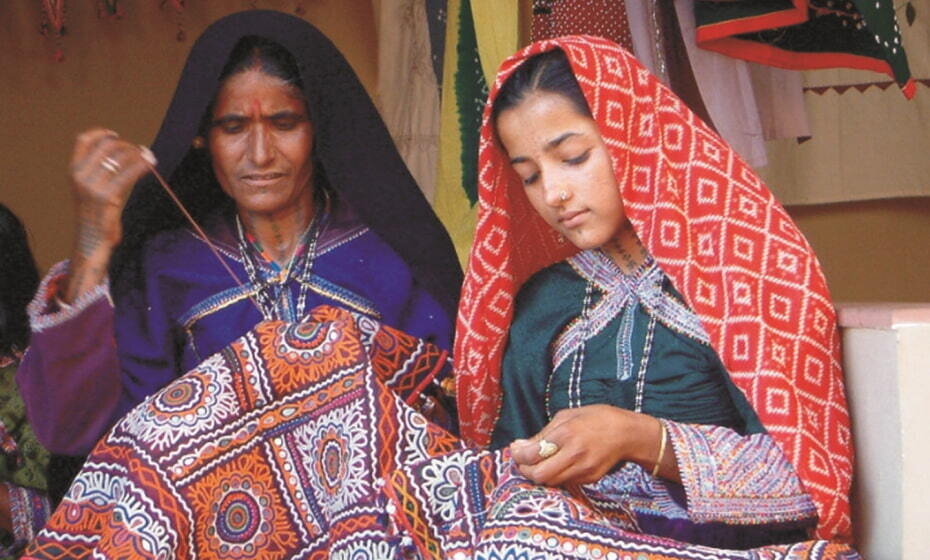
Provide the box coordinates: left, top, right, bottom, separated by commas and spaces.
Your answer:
838, 303, 930, 560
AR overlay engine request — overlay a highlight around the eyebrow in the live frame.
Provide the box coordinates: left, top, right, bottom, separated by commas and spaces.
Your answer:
509, 131, 582, 164
211, 110, 307, 126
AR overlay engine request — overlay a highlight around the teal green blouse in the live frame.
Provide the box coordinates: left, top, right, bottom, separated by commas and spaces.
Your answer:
491, 253, 764, 449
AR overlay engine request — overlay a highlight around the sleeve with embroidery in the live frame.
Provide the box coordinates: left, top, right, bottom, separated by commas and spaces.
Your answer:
16, 261, 122, 455
664, 419, 818, 525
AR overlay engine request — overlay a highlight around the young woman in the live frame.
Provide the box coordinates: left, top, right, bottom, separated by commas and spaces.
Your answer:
452, 36, 855, 550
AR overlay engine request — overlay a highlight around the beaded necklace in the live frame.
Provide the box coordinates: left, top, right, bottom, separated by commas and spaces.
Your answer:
235, 214, 321, 322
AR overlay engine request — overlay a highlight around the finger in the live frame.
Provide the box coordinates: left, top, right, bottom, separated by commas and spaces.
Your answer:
518, 420, 576, 481
509, 438, 544, 467
74, 137, 127, 185
511, 408, 581, 466
83, 141, 147, 189
71, 129, 119, 174
521, 439, 604, 487
138, 145, 157, 167
518, 447, 575, 485
108, 148, 153, 188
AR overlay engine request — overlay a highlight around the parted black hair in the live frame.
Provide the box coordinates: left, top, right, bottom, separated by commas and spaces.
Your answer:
491, 48, 591, 125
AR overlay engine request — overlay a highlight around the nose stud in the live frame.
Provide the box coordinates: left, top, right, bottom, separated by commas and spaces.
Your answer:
558, 191, 569, 202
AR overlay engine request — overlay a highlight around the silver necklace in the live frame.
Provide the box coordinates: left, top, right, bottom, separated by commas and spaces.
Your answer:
235, 215, 321, 322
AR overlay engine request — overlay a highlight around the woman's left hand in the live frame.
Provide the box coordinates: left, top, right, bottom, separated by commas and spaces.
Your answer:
509, 404, 673, 486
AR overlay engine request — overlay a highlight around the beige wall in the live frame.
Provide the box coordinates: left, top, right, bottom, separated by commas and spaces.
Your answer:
0, 2, 927, 303
787, 197, 930, 303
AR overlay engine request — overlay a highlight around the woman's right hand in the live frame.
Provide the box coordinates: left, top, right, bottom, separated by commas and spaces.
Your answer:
509, 405, 679, 486
64, 129, 155, 303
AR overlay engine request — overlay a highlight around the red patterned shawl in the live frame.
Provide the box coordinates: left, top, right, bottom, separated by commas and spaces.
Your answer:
453, 36, 852, 541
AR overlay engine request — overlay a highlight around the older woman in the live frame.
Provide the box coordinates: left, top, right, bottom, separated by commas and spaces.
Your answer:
18, 10, 461, 457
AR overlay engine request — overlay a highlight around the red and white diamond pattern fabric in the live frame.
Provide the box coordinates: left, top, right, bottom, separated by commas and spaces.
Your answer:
454, 36, 852, 541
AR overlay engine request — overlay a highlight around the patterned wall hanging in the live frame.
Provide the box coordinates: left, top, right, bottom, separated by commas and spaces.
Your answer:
96, 0, 124, 20
161, 0, 186, 41
39, 0, 66, 61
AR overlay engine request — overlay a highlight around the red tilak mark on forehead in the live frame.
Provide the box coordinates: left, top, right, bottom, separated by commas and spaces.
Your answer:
250, 98, 263, 118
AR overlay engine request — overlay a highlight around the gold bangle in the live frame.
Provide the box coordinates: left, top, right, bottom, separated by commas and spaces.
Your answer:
54, 294, 74, 312
651, 421, 667, 478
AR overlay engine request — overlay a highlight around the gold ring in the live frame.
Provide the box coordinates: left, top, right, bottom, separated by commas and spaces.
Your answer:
101, 156, 121, 174
538, 438, 559, 459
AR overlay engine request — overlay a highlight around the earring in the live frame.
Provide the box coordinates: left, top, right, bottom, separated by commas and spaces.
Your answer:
191, 136, 206, 149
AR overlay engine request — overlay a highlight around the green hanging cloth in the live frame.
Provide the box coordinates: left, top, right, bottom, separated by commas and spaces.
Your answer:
434, 0, 489, 265
695, 0, 915, 98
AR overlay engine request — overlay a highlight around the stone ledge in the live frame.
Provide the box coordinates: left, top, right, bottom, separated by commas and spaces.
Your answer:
836, 302, 930, 329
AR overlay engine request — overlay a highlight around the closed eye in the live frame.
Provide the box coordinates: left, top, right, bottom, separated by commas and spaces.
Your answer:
565, 149, 591, 166
270, 114, 306, 130
522, 172, 540, 186
212, 116, 247, 134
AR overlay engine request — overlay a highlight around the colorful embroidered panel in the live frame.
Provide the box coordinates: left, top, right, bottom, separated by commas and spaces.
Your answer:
23, 307, 459, 559
23, 308, 859, 559
388, 451, 857, 559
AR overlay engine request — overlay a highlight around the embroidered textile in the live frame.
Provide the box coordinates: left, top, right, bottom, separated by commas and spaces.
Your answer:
532, 0, 633, 51
662, 421, 816, 526
0, 363, 49, 491
552, 250, 709, 372
24, 307, 459, 559
24, 309, 857, 559
454, 36, 853, 539
3, 483, 51, 558
0, 359, 52, 558
20, 204, 453, 456
389, 449, 845, 559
